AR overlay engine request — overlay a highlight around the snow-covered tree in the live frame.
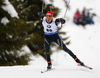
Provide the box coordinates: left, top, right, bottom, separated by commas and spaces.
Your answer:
0, 0, 32, 66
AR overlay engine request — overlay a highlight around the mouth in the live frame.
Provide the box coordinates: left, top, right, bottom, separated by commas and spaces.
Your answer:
47, 19, 51, 22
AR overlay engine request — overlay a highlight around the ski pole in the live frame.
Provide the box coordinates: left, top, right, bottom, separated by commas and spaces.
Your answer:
42, 2, 44, 13
48, 4, 52, 12
61, 0, 70, 27
63, 0, 70, 18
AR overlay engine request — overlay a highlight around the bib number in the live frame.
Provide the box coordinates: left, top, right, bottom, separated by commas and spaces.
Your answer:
46, 29, 52, 32
46, 25, 52, 32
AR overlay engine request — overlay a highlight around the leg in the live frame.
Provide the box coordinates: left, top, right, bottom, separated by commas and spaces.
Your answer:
54, 35, 84, 65
55, 37, 76, 59
53, 34, 76, 59
44, 38, 52, 69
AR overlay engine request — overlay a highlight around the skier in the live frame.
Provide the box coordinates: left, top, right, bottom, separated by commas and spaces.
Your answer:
38, 11, 84, 70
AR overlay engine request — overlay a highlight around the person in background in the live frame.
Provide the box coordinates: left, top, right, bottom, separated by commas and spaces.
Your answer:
86, 12, 94, 24
82, 7, 89, 17
73, 9, 81, 25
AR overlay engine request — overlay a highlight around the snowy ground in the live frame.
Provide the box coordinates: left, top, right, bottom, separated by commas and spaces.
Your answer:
0, 0, 100, 78
0, 65, 100, 78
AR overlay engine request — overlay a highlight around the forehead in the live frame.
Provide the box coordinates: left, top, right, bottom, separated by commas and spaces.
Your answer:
46, 16, 53, 19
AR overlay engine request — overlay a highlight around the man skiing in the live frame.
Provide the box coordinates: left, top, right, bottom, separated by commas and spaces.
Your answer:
38, 11, 84, 70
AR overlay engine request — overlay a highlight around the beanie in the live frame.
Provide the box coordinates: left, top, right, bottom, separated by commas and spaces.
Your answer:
46, 11, 53, 17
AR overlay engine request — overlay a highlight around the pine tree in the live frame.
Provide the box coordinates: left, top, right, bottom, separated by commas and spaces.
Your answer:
0, 0, 32, 66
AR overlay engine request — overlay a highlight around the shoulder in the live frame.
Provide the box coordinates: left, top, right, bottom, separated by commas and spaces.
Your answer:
43, 17, 46, 20
42, 17, 46, 22
55, 18, 61, 22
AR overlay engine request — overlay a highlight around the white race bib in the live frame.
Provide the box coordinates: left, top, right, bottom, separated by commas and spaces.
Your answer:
42, 17, 57, 34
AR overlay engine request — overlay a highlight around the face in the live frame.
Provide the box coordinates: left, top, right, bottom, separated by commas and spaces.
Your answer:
46, 16, 53, 23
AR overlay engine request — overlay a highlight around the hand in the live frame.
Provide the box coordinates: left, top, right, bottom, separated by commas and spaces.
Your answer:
60, 18, 66, 24
38, 12, 44, 17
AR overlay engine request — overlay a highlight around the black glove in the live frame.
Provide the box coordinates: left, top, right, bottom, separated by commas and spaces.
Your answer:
38, 12, 45, 17
60, 18, 66, 24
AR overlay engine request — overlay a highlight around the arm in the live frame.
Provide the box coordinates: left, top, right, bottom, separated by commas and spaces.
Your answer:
55, 18, 66, 26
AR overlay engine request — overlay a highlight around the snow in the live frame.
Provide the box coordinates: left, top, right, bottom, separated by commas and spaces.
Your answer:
43, 0, 51, 4
1, 0, 19, 25
0, 65, 100, 78
0, 0, 100, 78
1, 17, 9, 25
2, 0, 19, 18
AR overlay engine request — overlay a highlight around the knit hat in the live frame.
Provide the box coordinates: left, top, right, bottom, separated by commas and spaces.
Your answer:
46, 11, 53, 17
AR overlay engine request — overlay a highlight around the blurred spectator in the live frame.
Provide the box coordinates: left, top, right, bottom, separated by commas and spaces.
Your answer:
82, 7, 88, 17
73, 9, 81, 25
73, 7, 95, 27
86, 12, 94, 24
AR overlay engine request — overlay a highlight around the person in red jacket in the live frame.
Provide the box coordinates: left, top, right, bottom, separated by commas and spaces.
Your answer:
73, 9, 81, 25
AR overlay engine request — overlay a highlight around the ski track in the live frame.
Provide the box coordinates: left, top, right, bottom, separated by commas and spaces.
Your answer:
0, 66, 100, 78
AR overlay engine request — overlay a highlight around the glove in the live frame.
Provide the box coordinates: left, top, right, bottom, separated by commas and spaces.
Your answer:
38, 12, 45, 17
60, 18, 66, 24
